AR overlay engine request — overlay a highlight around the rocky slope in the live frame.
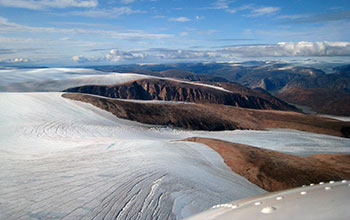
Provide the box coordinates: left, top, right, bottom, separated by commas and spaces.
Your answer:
184, 137, 350, 192
277, 88, 350, 116
281, 73, 350, 92
63, 93, 350, 137
202, 81, 297, 111
63, 78, 298, 111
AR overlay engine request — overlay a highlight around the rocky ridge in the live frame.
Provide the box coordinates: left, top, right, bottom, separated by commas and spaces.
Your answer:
64, 78, 298, 111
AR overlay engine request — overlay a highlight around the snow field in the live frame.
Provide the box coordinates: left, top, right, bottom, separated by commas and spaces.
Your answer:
0, 92, 264, 220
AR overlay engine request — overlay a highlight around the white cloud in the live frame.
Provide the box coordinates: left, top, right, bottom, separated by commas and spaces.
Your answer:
108, 31, 173, 40
72, 55, 89, 63
70, 7, 146, 18
0, 57, 30, 63
11, 57, 29, 63
196, 16, 205, 20
71, 55, 104, 63
105, 49, 146, 62
161, 41, 350, 58
278, 41, 350, 56
221, 41, 350, 57
212, 0, 231, 9
206, 3, 280, 18
0, 16, 173, 40
247, 6, 280, 17
120, 0, 135, 4
0, 0, 98, 10
169, 17, 191, 22
276, 14, 307, 20
226, 4, 252, 14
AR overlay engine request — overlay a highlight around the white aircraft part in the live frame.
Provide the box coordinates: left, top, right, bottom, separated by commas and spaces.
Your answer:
186, 181, 350, 220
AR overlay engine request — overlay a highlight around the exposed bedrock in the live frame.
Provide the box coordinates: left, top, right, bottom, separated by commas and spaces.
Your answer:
63, 78, 298, 111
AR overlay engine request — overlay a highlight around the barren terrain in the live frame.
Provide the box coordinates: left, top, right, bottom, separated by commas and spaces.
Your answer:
63, 92, 350, 137
184, 137, 350, 192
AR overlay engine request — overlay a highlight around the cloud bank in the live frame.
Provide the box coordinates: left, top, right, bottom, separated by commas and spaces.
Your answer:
223, 41, 350, 57
72, 41, 350, 64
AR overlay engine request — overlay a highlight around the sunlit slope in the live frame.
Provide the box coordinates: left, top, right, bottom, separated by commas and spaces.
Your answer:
0, 68, 151, 92
0, 92, 265, 220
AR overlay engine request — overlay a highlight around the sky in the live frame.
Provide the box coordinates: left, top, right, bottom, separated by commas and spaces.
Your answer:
0, 0, 350, 66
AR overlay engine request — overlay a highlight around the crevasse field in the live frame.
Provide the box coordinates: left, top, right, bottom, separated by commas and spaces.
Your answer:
1, 68, 349, 220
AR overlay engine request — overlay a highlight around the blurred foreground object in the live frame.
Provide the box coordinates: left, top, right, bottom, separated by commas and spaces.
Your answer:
186, 180, 350, 220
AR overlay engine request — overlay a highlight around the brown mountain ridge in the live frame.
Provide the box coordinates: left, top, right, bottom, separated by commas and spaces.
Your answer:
63, 78, 298, 111
184, 137, 350, 192
63, 92, 350, 137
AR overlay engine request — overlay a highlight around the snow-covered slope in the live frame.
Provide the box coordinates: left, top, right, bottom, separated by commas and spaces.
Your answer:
0, 92, 265, 220
0, 68, 151, 92
0, 68, 230, 93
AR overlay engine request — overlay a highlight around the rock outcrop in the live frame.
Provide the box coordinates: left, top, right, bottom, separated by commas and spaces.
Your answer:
202, 81, 297, 111
64, 78, 298, 111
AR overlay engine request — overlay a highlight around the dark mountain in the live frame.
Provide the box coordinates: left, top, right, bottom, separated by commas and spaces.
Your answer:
334, 64, 350, 76
63, 78, 298, 111
198, 81, 296, 111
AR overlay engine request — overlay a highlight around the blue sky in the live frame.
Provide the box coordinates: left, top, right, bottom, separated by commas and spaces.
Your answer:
0, 0, 350, 66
